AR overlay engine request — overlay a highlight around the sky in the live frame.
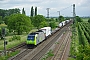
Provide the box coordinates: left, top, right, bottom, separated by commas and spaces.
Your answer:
0, 0, 90, 17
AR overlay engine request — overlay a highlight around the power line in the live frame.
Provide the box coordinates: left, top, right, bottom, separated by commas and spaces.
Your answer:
49, 5, 72, 16
60, 5, 72, 11
58, 5, 72, 16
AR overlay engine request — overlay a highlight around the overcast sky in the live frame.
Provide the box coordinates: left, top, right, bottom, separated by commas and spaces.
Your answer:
0, 0, 90, 17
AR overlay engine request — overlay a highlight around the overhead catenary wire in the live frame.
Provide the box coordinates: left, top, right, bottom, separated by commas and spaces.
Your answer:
49, 5, 73, 16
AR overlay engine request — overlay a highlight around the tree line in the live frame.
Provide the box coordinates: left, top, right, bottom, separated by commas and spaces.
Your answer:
0, 6, 64, 36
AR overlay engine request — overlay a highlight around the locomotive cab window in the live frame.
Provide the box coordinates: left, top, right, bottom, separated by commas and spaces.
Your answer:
27, 35, 35, 41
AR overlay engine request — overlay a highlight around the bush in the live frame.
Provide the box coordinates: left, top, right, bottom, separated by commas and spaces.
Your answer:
9, 35, 21, 42
75, 16, 83, 22
49, 21, 56, 28
88, 18, 90, 23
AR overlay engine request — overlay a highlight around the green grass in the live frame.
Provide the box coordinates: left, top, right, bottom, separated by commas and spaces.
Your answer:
0, 50, 19, 60
82, 18, 89, 22
55, 42, 59, 44
0, 40, 4, 45
41, 49, 54, 60
0, 35, 27, 50
68, 57, 76, 60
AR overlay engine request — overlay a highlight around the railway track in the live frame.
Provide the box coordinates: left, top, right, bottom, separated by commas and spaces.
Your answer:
8, 49, 33, 60
7, 42, 26, 52
21, 22, 71, 60
0, 42, 26, 56
60, 32, 71, 60
50, 27, 71, 60
13, 27, 64, 60
8, 22, 72, 60
30, 30, 65, 60
60, 32, 70, 60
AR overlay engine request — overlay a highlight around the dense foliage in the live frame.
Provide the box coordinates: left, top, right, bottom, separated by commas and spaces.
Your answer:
0, 16, 3, 24
88, 18, 90, 23
58, 16, 64, 23
0, 8, 20, 18
32, 15, 47, 29
8, 14, 32, 35
3, 16, 9, 25
75, 16, 83, 22
49, 21, 56, 28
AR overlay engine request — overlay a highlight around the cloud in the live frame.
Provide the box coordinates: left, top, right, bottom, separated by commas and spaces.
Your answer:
0, 0, 90, 17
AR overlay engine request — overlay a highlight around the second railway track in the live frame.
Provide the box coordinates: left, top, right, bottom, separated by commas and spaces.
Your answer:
50, 27, 72, 60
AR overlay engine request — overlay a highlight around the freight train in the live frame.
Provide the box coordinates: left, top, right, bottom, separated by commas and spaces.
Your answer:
26, 27, 51, 47
26, 20, 71, 47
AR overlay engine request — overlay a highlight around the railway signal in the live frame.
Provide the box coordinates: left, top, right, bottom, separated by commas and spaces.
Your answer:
1, 28, 7, 56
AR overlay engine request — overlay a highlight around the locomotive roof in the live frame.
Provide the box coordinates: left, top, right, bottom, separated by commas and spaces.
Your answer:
29, 30, 44, 35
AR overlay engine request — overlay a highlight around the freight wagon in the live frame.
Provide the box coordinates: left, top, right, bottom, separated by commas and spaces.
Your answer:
39, 27, 51, 37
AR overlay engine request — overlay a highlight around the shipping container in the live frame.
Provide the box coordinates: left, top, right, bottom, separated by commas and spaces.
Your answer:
40, 27, 51, 37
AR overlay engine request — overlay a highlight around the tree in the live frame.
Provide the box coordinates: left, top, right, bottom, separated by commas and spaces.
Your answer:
0, 16, 3, 24
0, 9, 5, 18
30, 16, 34, 24
40, 21, 48, 28
8, 8, 20, 15
8, 14, 32, 35
0, 8, 20, 18
55, 18, 58, 22
33, 15, 46, 29
49, 21, 56, 28
88, 18, 90, 23
35, 7, 37, 16
3, 16, 9, 25
75, 16, 83, 22
31, 6, 34, 17
58, 16, 64, 23
22, 8, 26, 15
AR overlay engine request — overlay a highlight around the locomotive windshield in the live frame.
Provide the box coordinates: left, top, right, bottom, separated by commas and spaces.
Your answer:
27, 35, 35, 41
